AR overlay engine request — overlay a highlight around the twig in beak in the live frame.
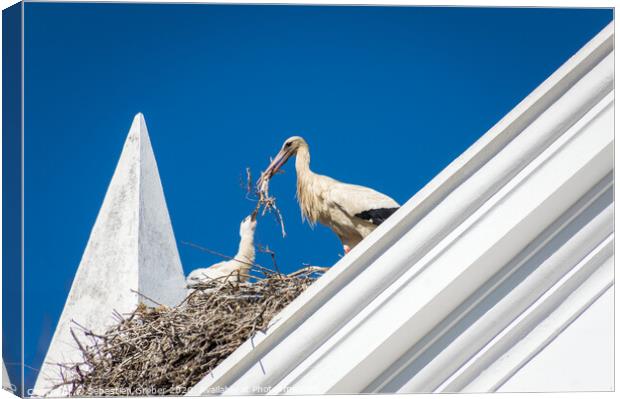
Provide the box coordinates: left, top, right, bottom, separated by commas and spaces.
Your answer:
244, 166, 287, 237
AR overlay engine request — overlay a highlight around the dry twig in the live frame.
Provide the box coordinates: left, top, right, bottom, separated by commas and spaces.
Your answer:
243, 165, 287, 237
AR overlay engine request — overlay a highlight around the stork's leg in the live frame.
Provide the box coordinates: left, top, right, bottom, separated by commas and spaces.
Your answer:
343, 245, 351, 254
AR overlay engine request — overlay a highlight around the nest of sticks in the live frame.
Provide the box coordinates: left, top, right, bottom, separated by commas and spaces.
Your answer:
53, 267, 323, 396
51, 165, 312, 396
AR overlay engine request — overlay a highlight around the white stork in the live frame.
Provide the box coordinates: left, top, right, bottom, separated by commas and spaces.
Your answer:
258, 136, 399, 254
186, 214, 256, 287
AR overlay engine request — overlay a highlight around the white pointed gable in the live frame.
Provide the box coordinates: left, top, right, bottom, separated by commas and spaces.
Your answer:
34, 114, 186, 396
2, 360, 11, 392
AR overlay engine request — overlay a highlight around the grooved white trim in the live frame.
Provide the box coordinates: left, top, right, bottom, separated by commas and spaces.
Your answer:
369, 173, 613, 393
440, 235, 614, 392
464, 251, 613, 392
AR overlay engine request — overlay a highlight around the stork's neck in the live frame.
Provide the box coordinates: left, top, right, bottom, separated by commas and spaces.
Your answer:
295, 145, 312, 179
235, 233, 255, 271
295, 146, 320, 224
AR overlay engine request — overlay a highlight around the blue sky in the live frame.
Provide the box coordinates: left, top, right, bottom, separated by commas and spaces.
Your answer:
21, 3, 612, 391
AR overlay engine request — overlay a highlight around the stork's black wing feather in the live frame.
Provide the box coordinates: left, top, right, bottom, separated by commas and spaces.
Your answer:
355, 207, 399, 226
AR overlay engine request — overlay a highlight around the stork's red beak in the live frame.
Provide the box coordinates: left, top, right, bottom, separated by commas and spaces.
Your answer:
257, 147, 293, 188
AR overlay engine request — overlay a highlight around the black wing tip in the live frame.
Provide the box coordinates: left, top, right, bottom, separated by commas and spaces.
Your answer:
355, 207, 399, 226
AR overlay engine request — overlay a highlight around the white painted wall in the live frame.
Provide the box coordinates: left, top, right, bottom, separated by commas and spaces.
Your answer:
33, 114, 187, 397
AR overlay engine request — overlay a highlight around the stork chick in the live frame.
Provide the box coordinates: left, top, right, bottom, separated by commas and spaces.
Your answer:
186, 214, 257, 287
257, 136, 399, 254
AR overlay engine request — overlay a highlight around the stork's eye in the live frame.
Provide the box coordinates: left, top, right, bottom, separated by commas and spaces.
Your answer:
285, 142, 291, 147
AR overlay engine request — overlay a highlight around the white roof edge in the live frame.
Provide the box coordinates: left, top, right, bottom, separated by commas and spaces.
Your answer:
187, 22, 614, 396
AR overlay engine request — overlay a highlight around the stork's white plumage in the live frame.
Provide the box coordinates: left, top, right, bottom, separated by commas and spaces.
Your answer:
186, 215, 256, 287
257, 136, 399, 253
